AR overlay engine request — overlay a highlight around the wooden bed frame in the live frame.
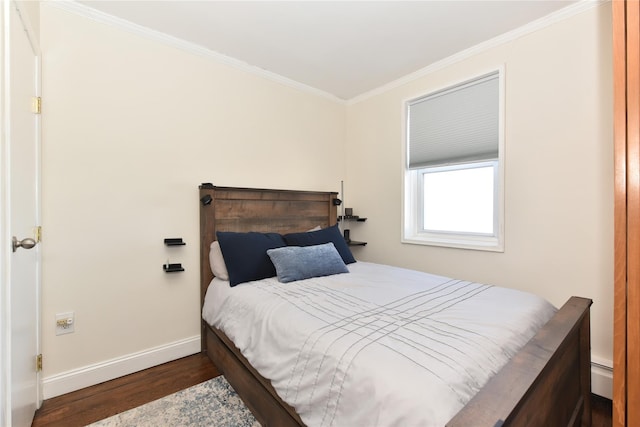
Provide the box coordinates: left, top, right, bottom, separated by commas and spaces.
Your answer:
199, 184, 593, 427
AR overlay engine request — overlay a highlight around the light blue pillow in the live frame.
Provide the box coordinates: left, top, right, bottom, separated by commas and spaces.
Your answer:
266, 243, 349, 283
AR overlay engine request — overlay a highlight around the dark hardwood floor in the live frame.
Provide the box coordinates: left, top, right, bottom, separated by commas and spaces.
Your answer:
32, 353, 219, 427
592, 394, 613, 427
32, 352, 612, 427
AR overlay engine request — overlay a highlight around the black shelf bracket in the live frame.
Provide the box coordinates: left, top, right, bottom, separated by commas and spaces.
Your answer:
164, 238, 185, 246
163, 263, 184, 273
338, 216, 367, 222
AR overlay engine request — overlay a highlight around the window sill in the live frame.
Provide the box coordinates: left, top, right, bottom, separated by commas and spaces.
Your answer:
401, 234, 504, 252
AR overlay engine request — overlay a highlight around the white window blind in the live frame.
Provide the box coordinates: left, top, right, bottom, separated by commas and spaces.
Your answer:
408, 71, 499, 169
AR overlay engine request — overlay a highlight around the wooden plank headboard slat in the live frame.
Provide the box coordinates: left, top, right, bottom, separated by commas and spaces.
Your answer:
214, 200, 331, 220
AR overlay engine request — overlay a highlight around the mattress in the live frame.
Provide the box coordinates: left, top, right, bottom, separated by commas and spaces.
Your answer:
202, 261, 556, 427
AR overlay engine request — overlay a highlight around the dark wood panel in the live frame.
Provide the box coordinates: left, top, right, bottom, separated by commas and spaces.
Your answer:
214, 218, 329, 234
210, 187, 336, 202
214, 200, 331, 221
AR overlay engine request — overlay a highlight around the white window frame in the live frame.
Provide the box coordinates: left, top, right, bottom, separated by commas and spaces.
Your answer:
402, 67, 505, 252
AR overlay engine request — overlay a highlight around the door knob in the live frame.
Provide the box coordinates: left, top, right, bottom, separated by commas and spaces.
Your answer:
12, 236, 36, 253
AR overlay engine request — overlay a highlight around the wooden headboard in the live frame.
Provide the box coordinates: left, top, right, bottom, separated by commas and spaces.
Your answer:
198, 184, 339, 330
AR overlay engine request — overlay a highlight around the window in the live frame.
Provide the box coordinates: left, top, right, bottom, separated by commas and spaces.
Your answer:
403, 69, 504, 251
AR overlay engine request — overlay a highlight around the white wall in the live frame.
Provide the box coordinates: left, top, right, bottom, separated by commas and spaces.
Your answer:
346, 3, 613, 394
39, 4, 346, 396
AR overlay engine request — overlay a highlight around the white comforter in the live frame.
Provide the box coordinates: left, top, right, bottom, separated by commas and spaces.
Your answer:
202, 262, 556, 427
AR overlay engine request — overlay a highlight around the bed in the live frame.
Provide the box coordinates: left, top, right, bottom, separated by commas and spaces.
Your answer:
198, 184, 593, 427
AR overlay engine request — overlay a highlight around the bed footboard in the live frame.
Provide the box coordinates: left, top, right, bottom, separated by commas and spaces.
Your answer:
446, 296, 592, 427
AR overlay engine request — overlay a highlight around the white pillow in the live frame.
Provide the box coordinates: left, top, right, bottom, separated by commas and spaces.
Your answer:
209, 241, 229, 281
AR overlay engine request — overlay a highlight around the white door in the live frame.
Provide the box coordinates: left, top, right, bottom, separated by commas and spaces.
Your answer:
1, 1, 41, 426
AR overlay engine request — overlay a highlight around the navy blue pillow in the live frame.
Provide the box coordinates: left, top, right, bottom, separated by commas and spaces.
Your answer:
283, 224, 356, 264
216, 231, 286, 286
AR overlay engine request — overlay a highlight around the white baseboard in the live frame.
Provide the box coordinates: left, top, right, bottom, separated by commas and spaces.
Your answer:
591, 356, 613, 399
42, 335, 201, 399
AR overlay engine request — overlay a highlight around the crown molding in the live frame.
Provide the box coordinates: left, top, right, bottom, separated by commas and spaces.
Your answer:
46, 1, 346, 104
347, 0, 606, 105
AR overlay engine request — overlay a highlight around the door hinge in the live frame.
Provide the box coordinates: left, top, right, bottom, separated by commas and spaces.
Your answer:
35, 226, 42, 243
36, 354, 42, 372
31, 97, 41, 114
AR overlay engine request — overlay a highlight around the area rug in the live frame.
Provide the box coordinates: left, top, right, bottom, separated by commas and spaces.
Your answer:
87, 375, 260, 427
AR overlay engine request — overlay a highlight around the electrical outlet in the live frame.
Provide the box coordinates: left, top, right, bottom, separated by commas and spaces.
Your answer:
55, 312, 74, 335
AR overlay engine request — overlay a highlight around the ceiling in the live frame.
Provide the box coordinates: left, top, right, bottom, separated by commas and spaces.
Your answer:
77, 1, 579, 100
